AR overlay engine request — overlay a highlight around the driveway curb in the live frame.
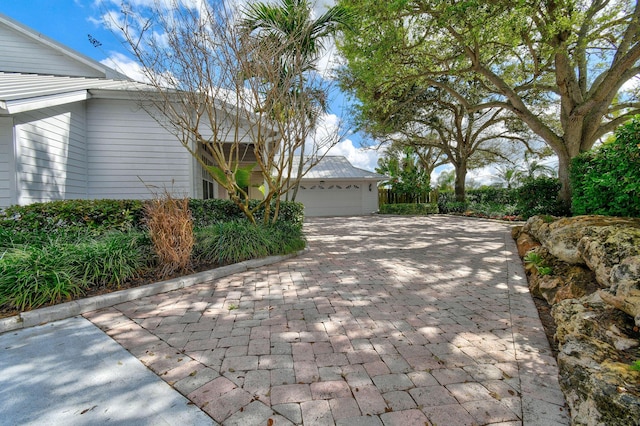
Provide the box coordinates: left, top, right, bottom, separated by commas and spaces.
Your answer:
0, 250, 304, 335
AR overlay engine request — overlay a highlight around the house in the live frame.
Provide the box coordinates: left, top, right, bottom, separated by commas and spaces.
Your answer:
0, 14, 385, 216
293, 156, 385, 216
0, 13, 262, 209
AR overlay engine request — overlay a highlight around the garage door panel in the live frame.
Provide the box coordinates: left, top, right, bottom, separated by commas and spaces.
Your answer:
296, 182, 362, 216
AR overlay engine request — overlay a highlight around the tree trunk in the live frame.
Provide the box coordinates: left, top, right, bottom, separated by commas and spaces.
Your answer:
454, 164, 467, 202
556, 149, 573, 213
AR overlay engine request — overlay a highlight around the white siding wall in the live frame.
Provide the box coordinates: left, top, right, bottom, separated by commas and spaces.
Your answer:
86, 99, 193, 200
0, 24, 104, 77
13, 103, 87, 205
0, 117, 14, 208
361, 182, 379, 214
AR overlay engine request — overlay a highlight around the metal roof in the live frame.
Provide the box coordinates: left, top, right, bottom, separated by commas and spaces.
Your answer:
298, 156, 385, 181
0, 72, 155, 114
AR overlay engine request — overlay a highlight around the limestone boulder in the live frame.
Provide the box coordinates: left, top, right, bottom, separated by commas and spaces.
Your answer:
522, 246, 600, 305
536, 266, 600, 305
516, 232, 541, 258
599, 255, 640, 326
578, 226, 640, 287
522, 215, 640, 268
552, 296, 640, 425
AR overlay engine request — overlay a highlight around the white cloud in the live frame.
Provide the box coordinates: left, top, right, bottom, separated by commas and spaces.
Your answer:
327, 139, 380, 172
100, 52, 148, 82
621, 75, 640, 93
307, 113, 380, 171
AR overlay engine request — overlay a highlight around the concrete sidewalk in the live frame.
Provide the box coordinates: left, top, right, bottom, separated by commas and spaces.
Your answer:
0, 316, 212, 425
1, 216, 570, 425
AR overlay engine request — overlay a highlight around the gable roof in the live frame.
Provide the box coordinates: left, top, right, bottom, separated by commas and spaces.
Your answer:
0, 13, 126, 80
298, 156, 385, 181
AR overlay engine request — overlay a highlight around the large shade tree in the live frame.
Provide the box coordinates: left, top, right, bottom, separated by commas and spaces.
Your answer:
337, 0, 640, 207
342, 75, 534, 200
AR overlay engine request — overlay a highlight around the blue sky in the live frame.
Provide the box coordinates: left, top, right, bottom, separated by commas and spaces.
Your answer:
1, 0, 383, 172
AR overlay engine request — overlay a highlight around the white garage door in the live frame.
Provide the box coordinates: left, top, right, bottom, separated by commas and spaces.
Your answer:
296, 181, 363, 216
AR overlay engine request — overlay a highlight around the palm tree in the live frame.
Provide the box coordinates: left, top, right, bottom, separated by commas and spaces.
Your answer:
494, 166, 524, 189
524, 159, 556, 179
240, 0, 351, 200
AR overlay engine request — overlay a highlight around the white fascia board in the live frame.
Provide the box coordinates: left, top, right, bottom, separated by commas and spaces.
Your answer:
4, 90, 89, 114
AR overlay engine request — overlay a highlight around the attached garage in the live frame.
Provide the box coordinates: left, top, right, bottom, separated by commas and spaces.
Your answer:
294, 156, 385, 217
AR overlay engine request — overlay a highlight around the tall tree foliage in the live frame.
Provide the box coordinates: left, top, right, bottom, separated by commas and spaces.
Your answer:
342, 75, 532, 200
376, 145, 435, 202
241, 0, 351, 201
337, 0, 640, 206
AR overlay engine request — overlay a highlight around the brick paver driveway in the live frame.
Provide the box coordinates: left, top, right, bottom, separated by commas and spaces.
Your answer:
86, 215, 570, 425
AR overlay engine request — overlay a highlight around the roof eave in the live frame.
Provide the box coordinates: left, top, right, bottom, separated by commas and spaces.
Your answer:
4, 90, 89, 114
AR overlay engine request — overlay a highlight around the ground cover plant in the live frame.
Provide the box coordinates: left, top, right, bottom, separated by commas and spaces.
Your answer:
436, 187, 521, 220
0, 199, 305, 315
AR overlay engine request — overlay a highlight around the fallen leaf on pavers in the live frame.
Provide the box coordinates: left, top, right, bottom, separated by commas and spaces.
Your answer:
189, 371, 198, 376
489, 391, 501, 400
267, 419, 274, 426
385, 407, 393, 413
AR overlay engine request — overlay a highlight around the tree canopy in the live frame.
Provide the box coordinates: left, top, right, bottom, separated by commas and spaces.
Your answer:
336, 0, 640, 206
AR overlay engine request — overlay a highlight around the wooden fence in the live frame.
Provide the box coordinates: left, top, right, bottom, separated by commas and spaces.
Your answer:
378, 188, 437, 205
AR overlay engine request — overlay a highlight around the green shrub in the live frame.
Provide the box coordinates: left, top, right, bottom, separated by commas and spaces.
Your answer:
571, 118, 640, 217
442, 201, 469, 214
69, 231, 149, 288
379, 203, 439, 215
189, 199, 304, 228
466, 201, 518, 218
0, 200, 144, 233
194, 220, 305, 265
436, 188, 518, 214
0, 245, 85, 311
263, 221, 306, 254
213, 221, 270, 264
516, 177, 565, 219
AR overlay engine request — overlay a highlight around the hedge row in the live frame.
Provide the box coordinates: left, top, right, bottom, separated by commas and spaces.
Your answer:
0, 198, 304, 233
378, 203, 439, 215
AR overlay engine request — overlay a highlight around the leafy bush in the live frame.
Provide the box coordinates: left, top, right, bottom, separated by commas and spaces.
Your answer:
379, 203, 439, 215
516, 177, 565, 219
68, 231, 149, 288
0, 230, 150, 310
571, 118, 640, 217
437, 188, 517, 214
441, 200, 469, 214
189, 199, 304, 228
0, 198, 305, 312
194, 220, 305, 265
0, 199, 144, 233
466, 202, 518, 218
